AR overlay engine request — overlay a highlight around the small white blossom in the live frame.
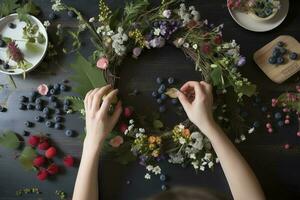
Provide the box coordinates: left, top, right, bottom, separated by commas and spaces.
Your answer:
43, 20, 51, 28
179, 137, 186, 144
208, 162, 214, 168
199, 166, 205, 171
183, 43, 189, 48
215, 157, 220, 163
162, 10, 172, 18
128, 125, 134, 131
144, 173, 151, 180
146, 165, 154, 171
135, 133, 143, 138
178, 124, 185, 130
52, 0, 65, 11
139, 128, 145, 133
240, 134, 246, 141
234, 138, 241, 144
124, 130, 129, 135
153, 166, 161, 175
204, 153, 212, 160
154, 28, 161, 36
189, 153, 196, 159
129, 119, 134, 124
88, 17, 95, 23
192, 44, 198, 50
191, 161, 199, 169
248, 127, 255, 134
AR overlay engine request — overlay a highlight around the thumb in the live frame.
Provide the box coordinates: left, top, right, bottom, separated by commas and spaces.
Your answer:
177, 90, 191, 111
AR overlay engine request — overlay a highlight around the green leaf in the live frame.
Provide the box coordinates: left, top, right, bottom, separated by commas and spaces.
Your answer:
153, 119, 164, 130
70, 53, 107, 97
2, 37, 12, 44
37, 32, 45, 44
65, 96, 84, 113
210, 67, 223, 87
123, 0, 149, 24
238, 84, 257, 97
0, 131, 20, 149
18, 146, 37, 170
16, 0, 40, 22
26, 42, 42, 53
0, 0, 18, 17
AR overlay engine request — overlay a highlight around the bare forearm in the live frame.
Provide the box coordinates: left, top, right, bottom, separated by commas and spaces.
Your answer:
73, 145, 101, 200
201, 122, 265, 200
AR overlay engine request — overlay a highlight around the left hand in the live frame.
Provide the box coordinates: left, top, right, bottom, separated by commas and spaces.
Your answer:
83, 85, 122, 153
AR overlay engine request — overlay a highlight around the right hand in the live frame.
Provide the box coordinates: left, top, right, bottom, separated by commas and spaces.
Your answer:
177, 81, 215, 134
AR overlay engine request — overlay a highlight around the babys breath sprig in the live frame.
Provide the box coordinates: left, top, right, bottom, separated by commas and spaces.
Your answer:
129, 29, 145, 47
99, 0, 112, 24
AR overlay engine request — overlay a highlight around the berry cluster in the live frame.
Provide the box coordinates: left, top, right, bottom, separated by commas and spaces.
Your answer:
19, 81, 75, 137
28, 135, 74, 181
151, 77, 179, 113
268, 41, 298, 65
0, 105, 7, 112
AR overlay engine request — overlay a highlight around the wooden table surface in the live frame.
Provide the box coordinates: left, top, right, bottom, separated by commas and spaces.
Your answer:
1, 0, 300, 199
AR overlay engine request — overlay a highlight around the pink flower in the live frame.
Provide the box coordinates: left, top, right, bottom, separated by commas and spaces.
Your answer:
132, 47, 142, 59
96, 57, 109, 70
119, 122, 128, 133
109, 136, 124, 148
37, 84, 49, 96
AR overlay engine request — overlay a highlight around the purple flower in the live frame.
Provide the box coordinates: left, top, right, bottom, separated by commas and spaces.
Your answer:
237, 56, 246, 67
149, 37, 165, 48
132, 47, 142, 58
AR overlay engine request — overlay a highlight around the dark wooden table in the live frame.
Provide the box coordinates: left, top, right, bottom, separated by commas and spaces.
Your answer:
1, 0, 300, 199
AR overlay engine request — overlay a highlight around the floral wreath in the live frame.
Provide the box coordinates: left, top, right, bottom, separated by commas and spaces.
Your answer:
51, 0, 257, 176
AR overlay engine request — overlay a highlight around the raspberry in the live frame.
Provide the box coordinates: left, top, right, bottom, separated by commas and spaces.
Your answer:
28, 135, 40, 147
63, 155, 74, 167
119, 122, 128, 133
33, 156, 45, 167
124, 107, 133, 118
45, 147, 57, 159
47, 163, 59, 175
38, 141, 50, 150
37, 169, 48, 181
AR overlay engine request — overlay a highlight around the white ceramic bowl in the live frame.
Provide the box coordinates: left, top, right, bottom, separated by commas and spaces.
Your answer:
0, 13, 48, 75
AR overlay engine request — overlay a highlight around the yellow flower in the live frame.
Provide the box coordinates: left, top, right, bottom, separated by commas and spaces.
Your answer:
128, 29, 145, 47
148, 136, 156, 144
156, 137, 161, 144
99, 0, 112, 24
149, 144, 156, 150
152, 150, 159, 157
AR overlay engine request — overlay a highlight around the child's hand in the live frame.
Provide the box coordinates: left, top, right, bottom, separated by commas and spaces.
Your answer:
177, 81, 215, 134
83, 85, 122, 153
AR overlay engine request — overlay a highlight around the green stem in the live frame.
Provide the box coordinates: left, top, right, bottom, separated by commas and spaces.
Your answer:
8, 75, 17, 88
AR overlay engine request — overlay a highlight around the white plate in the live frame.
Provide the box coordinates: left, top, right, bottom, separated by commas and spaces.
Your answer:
228, 0, 289, 32
0, 13, 48, 75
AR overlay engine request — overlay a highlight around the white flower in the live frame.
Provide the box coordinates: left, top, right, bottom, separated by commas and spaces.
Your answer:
43, 20, 51, 28
135, 133, 143, 138
144, 173, 151, 180
96, 27, 102, 34
199, 166, 205, 171
57, 24, 62, 29
240, 134, 246, 141
177, 38, 185, 46
231, 40, 237, 47
124, 130, 129, 135
189, 6, 195, 11
139, 128, 145, 133
154, 28, 161, 36
234, 138, 241, 144
248, 127, 255, 134
204, 153, 212, 160
129, 119, 134, 124
179, 137, 186, 144
208, 161, 214, 168
168, 153, 184, 164
88, 17, 95, 23
192, 140, 203, 150
128, 125, 134, 131
162, 10, 172, 18
183, 43, 190, 48
51, 0, 65, 11
215, 157, 220, 163
146, 165, 154, 171
192, 44, 198, 50
191, 161, 199, 169
189, 153, 196, 159
153, 166, 161, 175
178, 124, 185, 130
191, 132, 202, 140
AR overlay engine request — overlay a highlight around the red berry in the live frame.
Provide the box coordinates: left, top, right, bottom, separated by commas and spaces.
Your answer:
28, 135, 40, 147
37, 169, 48, 181
45, 147, 57, 159
47, 163, 59, 175
124, 107, 133, 118
284, 144, 290, 149
63, 155, 74, 167
33, 156, 45, 167
119, 122, 128, 133
38, 141, 50, 150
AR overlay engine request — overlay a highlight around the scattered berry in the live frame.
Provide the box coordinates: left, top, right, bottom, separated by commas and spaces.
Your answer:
45, 147, 57, 158
159, 105, 166, 113
24, 121, 34, 127
159, 174, 166, 181
266, 123, 272, 129
33, 156, 45, 167
35, 116, 44, 122
49, 89, 56, 95
152, 91, 158, 98
8, 23, 16, 29
167, 77, 174, 84
49, 12, 57, 20
46, 121, 53, 128
35, 98, 42, 104
156, 77, 163, 84
284, 144, 290, 150
28, 135, 40, 147
289, 52, 298, 60
274, 112, 282, 119
284, 119, 290, 124
276, 57, 284, 64
65, 129, 74, 137
19, 103, 26, 110
60, 84, 67, 91
67, 10, 76, 18
47, 163, 59, 175
38, 141, 50, 150
37, 169, 48, 181
161, 184, 167, 191
63, 155, 74, 167
53, 83, 60, 90
54, 123, 63, 130
35, 104, 43, 111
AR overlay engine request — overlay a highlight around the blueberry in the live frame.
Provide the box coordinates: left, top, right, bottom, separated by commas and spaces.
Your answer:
35, 116, 44, 122
60, 84, 67, 91
43, 107, 50, 114
126, 180, 131, 185
160, 174, 166, 181
156, 77, 163, 84
3, 63, 9, 69
35, 98, 42, 104
157, 98, 163, 104
49, 89, 56, 95
53, 83, 60, 90
31, 91, 39, 97
0, 39, 6, 47
167, 77, 174, 84
54, 115, 64, 122
19, 103, 26, 110
268, 57, 277, 65
0, 59, 3, 65
35, 104, 43, 111
8, 23, 16, 29
278, 47, 287, 55
67, 10, 76, 18
152, 91, 158, 98
54, 123, 63, 130
27, 104, 34, 110
53, 101, 60, 108
43, 113, 50, 119
0, 105, 6, 112
65, 129, 74, 137
46, 121, 53, 128
19, 96, 28, 103
289, 52, 298, 60
171, 98, 178, 105
272, 49, 281, 57
274, 112, 282, 119
64, 99, 71, 106
161, 184, 167, 191
23, 131, 30, 136
29, 95, 36, 103
55, 108, 63, 115
253, 121, 260, 128
277, 120, 284, 127
160, 93, 167, 100
277, 41, 285, 47
159, 105, 166, 113
277, 57, 284, 64
24, 121, 33, 127
261, 106, 268, 112
159, 84, 166, 92
49, 12, 57, 20
49, 96, 56, 102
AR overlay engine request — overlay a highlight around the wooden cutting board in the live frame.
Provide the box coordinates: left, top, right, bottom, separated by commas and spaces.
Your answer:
253, 35, 300, 84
